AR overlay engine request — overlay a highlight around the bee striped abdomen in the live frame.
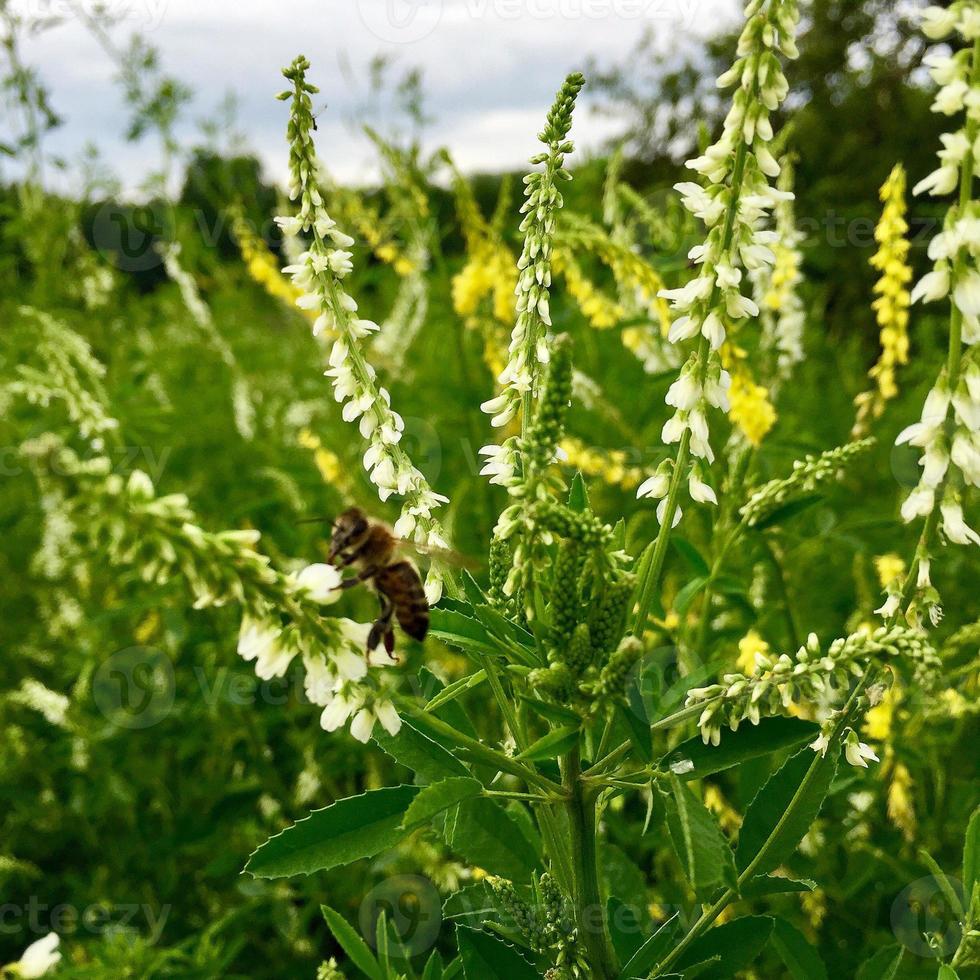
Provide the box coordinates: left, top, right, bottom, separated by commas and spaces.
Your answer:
376, 560, 429, 642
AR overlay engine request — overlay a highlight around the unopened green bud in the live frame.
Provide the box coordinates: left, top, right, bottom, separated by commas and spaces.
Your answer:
596, 636, 643, 701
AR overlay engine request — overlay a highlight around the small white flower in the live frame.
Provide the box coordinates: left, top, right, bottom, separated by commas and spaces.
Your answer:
296, 563, 343, 603
940, 498, 980, 545
901, 486, 935, 522
911, 267, 950, 304
637, 471, 670, 500
689, 472, 718, 505
920, 5, 957, 40
321, 693, 360, 733
669, 758, 695, 775
16, 932, 61, 978
809, 733, 831, 757
874, 593, 901, 618
844, 734, 880, 769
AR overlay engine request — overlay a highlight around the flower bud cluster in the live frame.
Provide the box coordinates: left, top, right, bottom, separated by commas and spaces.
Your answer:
277, 56, 451, 603
739, 437, 874, 527
480, 72, 585, 431
686, 626, 938, 745
639, 0, 801, 520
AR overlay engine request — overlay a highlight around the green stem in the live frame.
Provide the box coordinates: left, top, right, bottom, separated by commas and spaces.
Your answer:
653, 675, 872, 976
400, 700, 562, 795
563, 747, 618, 979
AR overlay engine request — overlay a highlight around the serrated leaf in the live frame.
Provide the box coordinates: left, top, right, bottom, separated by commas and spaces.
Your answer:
771, 917, 828, 980
429, 608, 500, 656
674, 576, 708, 616
674, 916, 774, 979
374, 719, 469, 783
320, 905, 383, 980
455, 925, 539, 979
619, 912, 680, 978
461, 570, 487, 606
403, 777, 483, 829
443, 882, 499, 923
661, 717, 820, 782
672, 537, 710, 576
438, 798, 542, 882
740, 875, 815, 899
472, 603, 536, 652
516, 724, 580, 761
937, 965, 960, 980
736, 746, 839, 876
607, 896, 644, 965
855, 944, 904, 980
663, 776, 737, 900
245, 785, 419, 878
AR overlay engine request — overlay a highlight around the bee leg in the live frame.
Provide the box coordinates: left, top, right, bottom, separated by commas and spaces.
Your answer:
336, 566, 378, 591
367, 593, 395, 656
383, 629, 396, 659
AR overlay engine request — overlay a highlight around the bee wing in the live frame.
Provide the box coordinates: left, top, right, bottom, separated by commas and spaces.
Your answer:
394, 538, 482, 572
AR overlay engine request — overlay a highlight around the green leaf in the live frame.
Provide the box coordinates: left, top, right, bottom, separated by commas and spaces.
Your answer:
751, 494, 821, 530
661, 717, 820, 782
245, 785, 419, 878
516, 724, 580, 761
607, 896, 644, 965
422, 950, 445, 980
855, 945, 904, 980
771, 918, 828, 980
461, 570, 487, 606
403, 777, 484, 829
919, 848, 965, 918
619, 701, 653, 763
740, 875, 815, 899
455, 925, 539, 979
937, 966, 959, 980
663, 776, 737, 900
674, 916, 774, 979
429, 608, 500, 656
568, 471, 591, 512
473, 603, 536, 653
674, 576, 708, 616
320, 905, 383, 980
672, 537, 710, 576
519, 695, 582, 726
438, 798, 542, 882
425, 671, 487, 713
374, 719, 470, 783
736, 746, 839, 876
963, 806, 979, 905
619, 912, 680, 978
443, 882, 499, 924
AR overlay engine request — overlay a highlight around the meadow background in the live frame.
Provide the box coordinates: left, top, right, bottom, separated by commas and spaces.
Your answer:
1, 0, 978, 977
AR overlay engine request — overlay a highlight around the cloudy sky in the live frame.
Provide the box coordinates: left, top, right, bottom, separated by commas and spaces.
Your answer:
12, 0, 738, 194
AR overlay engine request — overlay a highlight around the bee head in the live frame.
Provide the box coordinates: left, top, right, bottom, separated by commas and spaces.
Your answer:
329, 507, 371, 562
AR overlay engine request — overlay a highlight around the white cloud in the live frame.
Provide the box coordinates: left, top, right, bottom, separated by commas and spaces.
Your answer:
10, 0, 737, 195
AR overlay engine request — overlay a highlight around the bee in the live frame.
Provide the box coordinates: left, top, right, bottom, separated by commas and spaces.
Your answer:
326, 507, 430, 657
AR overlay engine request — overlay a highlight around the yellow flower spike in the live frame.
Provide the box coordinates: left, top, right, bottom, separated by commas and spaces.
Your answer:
886, 754, 917, 843
553, 250, 625, 330
559, 437, 644, 492
874, 553, 906, 589
728, 369, 777, 446
736, 629, 770, 674
853, 164, 912, 436
231, 209, 320, 326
